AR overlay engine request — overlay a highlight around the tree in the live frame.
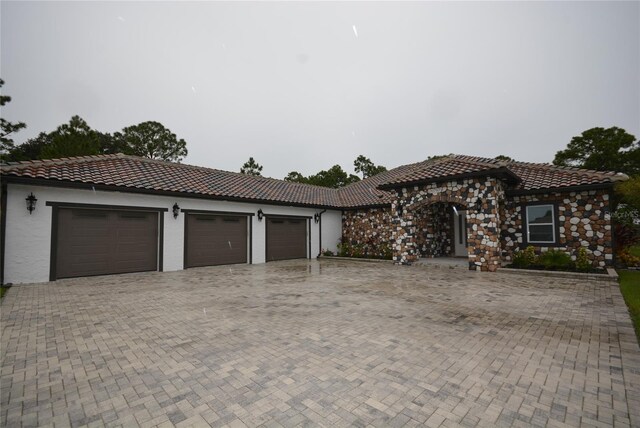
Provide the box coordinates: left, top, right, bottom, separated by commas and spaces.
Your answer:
4, 115, 119, 161
113, 121, 187, 162
285, 165, 360, 188
240, 157, 263, 176
306, 165, 359, 188
0, 79, 27, 156
495, 155, 514, 162
353, 155, 387, 178
5, 132, 51, 162
553, 127, 640, 176
614, 176, 640, 226
284, 171, 306, 183
39, 115, 102, 159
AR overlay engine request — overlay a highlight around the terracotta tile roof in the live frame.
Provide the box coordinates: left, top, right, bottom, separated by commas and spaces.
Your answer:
340, 154, 627, 207
336, 160, 432, 208
449, 155, 628, 191
1, 153, 627, 210
376, 156, 520, 189
0, 154, 342, 208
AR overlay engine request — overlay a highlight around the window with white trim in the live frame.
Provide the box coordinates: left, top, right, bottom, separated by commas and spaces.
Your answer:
525, 204, 556, 244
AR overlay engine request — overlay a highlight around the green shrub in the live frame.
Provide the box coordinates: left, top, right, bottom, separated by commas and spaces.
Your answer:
512, 246, 537, 268
574, 248, 591, 272
378, 242, 393, 260
538, 249, 572, 270
321, 249, 335, 257
618, 248, 640, 268
337, 242, 350, 257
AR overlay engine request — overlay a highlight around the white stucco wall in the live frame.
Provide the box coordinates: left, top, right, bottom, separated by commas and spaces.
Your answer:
3, 183, 342, 284
320, 210, 342, 254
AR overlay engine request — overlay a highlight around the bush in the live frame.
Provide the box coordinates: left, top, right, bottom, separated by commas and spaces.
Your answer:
538, 249, 572, 270
321, 249, 335, 257
574, 248, 592, 272
512, 246, 537, 268
618, 248, 640, 268
335, 239, 393, 260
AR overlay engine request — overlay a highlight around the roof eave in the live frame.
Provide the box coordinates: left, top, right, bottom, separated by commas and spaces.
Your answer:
1, 175, 342, 210
340, 202, 392, 211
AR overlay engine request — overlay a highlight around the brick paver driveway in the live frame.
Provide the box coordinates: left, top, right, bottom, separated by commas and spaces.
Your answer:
2, 260, 639, 427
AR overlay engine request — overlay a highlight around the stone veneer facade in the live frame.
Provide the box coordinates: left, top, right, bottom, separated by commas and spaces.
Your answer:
341, 207, 394, 251
392, 177, 503, 271
415, 203, 454, 258
500, 189, 612, 268
342, 177, 614, 271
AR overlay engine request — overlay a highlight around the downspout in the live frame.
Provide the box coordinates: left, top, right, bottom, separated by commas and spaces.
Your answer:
317, 209, 327, 257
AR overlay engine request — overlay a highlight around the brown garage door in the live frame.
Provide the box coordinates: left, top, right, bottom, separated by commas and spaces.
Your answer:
266, 217, 307, 261
185, 214, 248, 268
55, 208, 159, 279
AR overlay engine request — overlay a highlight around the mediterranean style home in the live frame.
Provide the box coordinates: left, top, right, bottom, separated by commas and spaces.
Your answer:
0, 153, 627, 284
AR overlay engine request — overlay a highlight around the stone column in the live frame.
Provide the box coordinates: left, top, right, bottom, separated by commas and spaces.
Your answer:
466, 179, 502, 271
391, 198, 418, 265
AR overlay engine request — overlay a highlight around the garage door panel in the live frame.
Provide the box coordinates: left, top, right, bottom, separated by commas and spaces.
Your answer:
55, 208, 158, 279
266, 217, 307, 261
185, 214, 247, 268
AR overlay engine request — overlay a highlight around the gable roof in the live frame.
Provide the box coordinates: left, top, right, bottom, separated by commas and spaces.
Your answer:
1, 153, 628, 209
376, 156, 521, 190
449, 155, 628, 192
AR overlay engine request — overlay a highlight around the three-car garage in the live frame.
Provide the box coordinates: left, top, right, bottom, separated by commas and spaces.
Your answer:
48, 204, 312, 280
1, 155, 342, 285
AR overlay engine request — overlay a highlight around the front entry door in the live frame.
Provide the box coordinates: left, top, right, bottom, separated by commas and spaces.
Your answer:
454, 210, 467, 257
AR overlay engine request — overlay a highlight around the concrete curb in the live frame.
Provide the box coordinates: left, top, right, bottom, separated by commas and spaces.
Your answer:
498, 267, 618, 283
318, 256, 393, 264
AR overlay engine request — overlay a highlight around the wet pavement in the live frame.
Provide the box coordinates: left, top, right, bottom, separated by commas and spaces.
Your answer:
1, 259, 639, 427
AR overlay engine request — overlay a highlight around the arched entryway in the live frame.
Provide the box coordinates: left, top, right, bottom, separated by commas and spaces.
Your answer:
391, 180, 503, 270
411, 199, 469, 260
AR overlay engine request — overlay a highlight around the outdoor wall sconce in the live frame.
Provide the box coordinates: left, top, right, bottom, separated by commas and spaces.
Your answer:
257, 209, 264, 221
475, 197, 483, 211
172, 203, 180, 219
26, 192, 37, 215
314, 213, 320, 223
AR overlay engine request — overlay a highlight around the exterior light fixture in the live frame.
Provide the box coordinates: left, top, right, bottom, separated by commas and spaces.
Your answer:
172, 203, 180, 219
314, 213, 320, 224
26, 192, 37, 214
257, 209, 264, 221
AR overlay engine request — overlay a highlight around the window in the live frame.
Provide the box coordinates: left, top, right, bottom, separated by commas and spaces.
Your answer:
525, 204, 556, 244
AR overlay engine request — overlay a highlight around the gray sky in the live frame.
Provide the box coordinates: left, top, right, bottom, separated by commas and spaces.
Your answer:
2, 1, 639, 179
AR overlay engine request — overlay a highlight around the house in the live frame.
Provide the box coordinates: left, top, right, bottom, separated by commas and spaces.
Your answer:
0, 153, 627, 284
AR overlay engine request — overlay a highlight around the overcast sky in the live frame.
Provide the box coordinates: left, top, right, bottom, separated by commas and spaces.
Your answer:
1, 1, 638, 178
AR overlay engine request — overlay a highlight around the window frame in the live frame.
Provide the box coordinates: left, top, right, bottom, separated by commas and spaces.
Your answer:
522, 202, 560, 246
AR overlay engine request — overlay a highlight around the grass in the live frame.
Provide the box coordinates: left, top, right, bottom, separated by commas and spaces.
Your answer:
0, 286, 8, 299
629, 245, 640, 258
619, 270, 640, 343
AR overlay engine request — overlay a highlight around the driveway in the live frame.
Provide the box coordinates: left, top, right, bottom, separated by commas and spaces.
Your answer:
1, 260, 639, 427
